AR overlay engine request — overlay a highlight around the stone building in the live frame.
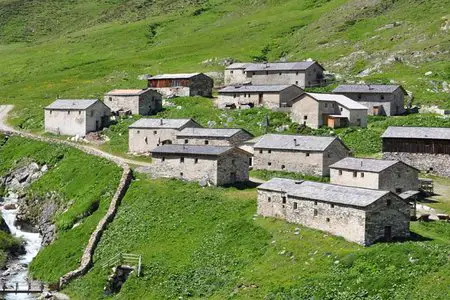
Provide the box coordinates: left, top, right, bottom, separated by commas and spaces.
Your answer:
103, 89, 162, 115
257, 178, 410, 246
253, 134, 350, 176
224, 61, 325, 88
44, 99, 111, 136
218, 84, 304, 109
128, 118, 201, 153
329, 157, 419, 194
150, 145, 251, 186
332, 84, 406, 116
382, 126, 450, 177
176, 128, 253, 146
146, 73, 213, 98
224, 63, 251, 85
291, 93, 368, 128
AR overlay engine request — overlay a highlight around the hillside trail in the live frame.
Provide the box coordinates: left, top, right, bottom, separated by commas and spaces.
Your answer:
0, 105, 151, 167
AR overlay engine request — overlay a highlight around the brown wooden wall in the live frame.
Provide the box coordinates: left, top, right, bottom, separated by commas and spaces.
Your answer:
148, 79, 190, 88
382, 138, 450, 155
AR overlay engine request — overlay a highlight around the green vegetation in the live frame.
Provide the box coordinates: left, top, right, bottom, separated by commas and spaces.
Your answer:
250, 169, 329, 183
0, 136, 122, 284
63, 176, 450, 299
0, 0, 449, 132
0, 230, 22, 268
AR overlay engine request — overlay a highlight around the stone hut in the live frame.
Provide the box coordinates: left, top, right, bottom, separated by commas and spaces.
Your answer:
330, 157, 419, 194
257, 178, 410, 246
332, 84, 406, 116
224, 63, 252, 85
150, 145, 251, 186
44, 99, 111, 137
291, 93, 368, 128
176, 128, 254, 147
224, 61, 325, 88
382, 126, 450, 177
146, 73, 213, 98
218, 84, 304, 109
103, 89, 162, 115
128, 118, 201, 153
253, 134, 350, 176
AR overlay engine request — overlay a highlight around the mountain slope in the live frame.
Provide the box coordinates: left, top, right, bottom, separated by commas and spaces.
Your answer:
0, 0, 448, 130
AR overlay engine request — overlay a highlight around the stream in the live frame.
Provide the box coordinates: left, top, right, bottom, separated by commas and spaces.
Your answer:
1, 194, 42, 300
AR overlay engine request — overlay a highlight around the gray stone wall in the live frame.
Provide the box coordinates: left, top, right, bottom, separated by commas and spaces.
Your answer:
153, 87, 191, 98
85, 102, 111, 134
216, 152, 250, 185
364, 194, 410, 245
189, 74, 214, 97
104, 90, 162, 115
330, 168, 380, 190
379, 163, 419, 193
341, 89, 405, 116
383, 152, 450, 177
224, 69, 247, 85
177, 131, 252, 147
322, 140, 351, 176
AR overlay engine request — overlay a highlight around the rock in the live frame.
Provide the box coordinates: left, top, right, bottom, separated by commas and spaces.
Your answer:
226, 117, 234, 123
442, 81, 449, 93
176, 106, 182, 110
41, 165, 48, 172
0, 217, 10, 233
425, 71, 433, 76
3, 203, 16, 210
207, 120, 216, 128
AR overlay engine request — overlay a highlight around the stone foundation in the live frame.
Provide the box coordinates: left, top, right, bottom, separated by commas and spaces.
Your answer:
383, 152, 450, 177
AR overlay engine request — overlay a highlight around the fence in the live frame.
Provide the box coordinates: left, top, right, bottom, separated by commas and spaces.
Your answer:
102, 253, 142, 277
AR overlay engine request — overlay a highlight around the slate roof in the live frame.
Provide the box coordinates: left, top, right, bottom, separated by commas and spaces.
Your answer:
254, 134, 338, 151
45, 99, 99, 110
381, 126, 450, 140
129, 118, 197, 129
333, 84, 405, 94
148, 73, 201, 80
226, 63, 252, 69
258, 178, 390, 207
177, 128, 252, 138
105, 89, 154, 96
245, 61, 319, 72
219, 85, 296, 93
150, 144, 237, 156
329, 157, 399, 173
306, 93, 368, 110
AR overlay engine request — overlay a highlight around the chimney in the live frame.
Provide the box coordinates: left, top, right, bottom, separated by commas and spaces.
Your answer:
361, 161, 363, 167
368, 84, 374, 90
294, 138, 298, 146
160, 118, 163, 125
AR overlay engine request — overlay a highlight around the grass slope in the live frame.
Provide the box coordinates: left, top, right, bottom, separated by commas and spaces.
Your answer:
64, 176, 450, 299
0, 0, 449, 132
0, 135, 122, 284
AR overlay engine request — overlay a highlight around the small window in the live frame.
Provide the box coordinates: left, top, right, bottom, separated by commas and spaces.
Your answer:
282, 196, 287, 204
49, 110, 52, 115
233, 94, 237, 98
268, 162, 272, 166
314, 209, 318, 216
268, 150, 271, 153
268, 197, 271, 203
358, 94, 362, 100
67, 111, 71, 115
78, 110, 81, 115
314, 201, 318, 206
295, 81, 298, 85
304, 115, 308, 120
387, 199, 392, 206
361, 172, 365, 178
109, 97, 112, 101
180, 172, 184, 177
153, 130, 157, 135
293, 202, 298, 210
331, 204, 334, 208
180, 157, 184, 163
395, 188, 402, 193
296, 72, 299, 75
332, 103, 335, 108
205, 140, 209, 145
162, 157, 165, 162
326, 218, 330, 222
279, 72, 282, 75
194, 158, 198, 164
381, 95, 385, 100
266, 71, 269, 75
144, 137, 148, 144
230, 70, 234, 74
259, 150, 263, 154
324, 103, 328, 108
353, 171, 357, 177
340, 107, 343, 112
90, 111, 94, 117
305, 152, 310, 157
184, 139, 188, 144
339, 170, 343, 175
137, 130, 140, 134
281, 165, 285, 170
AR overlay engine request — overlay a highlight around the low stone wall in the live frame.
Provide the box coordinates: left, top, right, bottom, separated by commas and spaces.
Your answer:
0, 129, 133, 288
383, 152, 450, 177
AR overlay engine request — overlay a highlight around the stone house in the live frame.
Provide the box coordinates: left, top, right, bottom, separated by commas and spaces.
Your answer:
224, 63, 252, 85
257, 178, 410, 246
382, 126, 450, 177
291, 93, 368, 129
329, 157, 419, 194
176, 128, 254, 147
253, 134, 350, 176
128, 118, 201, 153
332, 84, 407, 116
243, 61, 325, 88
218, 84, 304, 109
44, 99, 111, 136
150, 145, 251, 186
147, 73, 213, 98
103, 89, 162, 115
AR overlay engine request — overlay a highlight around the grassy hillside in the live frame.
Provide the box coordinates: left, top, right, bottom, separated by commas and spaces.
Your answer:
62, 176, 450, 299
0, 0, 449, 132
0, 135, 122, 284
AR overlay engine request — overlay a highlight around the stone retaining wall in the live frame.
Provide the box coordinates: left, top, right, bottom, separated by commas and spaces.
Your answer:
0, 129, 133, 288
383, 152, 450, 177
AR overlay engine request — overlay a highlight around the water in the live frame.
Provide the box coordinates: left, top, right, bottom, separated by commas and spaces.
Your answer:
1, 195, 42, 300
